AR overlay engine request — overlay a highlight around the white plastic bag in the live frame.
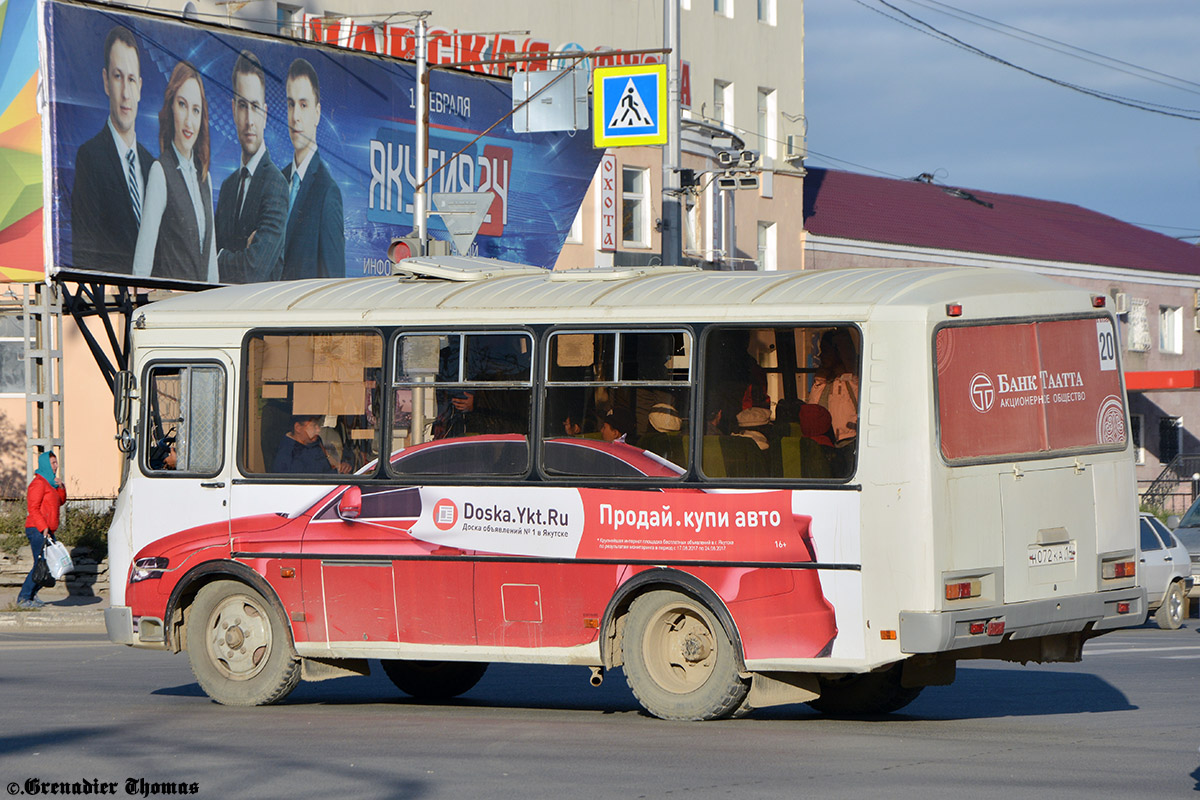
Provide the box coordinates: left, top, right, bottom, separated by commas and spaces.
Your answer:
44, 538, 73, 579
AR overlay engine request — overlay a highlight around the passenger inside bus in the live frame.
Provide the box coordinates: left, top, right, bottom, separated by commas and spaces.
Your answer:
700, 325, 860, 479
430, 334, 531, 440
808, 329, 859, 476
599, 407, 636, 445
274, 414, 352, 474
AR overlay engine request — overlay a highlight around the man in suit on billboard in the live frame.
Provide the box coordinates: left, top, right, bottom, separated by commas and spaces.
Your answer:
216, 50, 288, 284
71, 26, 154, 274
281, 58, 344, 280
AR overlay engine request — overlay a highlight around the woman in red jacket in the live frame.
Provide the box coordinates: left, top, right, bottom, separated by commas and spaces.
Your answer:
18, 450, 66, 609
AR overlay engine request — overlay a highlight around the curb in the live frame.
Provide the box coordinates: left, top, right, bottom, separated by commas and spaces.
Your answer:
0, 608, 106, 632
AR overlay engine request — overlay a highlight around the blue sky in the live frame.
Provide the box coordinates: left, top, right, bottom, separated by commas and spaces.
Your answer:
804, 0, 1200, 240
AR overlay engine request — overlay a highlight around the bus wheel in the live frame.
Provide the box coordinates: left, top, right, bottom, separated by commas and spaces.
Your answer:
381, 660, 488, 700
1155, 582, 1185, 630
806, 665, 922, 716
623, 590, 749, 721
186, 580, 300, 706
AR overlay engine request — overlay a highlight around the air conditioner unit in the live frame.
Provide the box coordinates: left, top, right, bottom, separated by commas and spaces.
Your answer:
1113, 292, 1129, 315
784, 134, 806, 163
1193, 310, 1200, 333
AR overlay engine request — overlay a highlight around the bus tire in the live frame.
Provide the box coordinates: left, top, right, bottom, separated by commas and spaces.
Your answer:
806, 665, 922, 716
623, 590, 749, 721
1155, 581, 1185, 630
186, 579, 300, 706
381, 660, 488, 700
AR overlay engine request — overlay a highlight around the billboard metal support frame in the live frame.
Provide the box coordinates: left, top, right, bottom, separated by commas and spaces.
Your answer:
58, 281, 146, 393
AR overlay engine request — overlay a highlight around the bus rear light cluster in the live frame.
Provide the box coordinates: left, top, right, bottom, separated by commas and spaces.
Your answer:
967, 619, 1005, 636
945, 579, 981, 600
1117, 602, 1131, 614
1102, 560, 1136, 579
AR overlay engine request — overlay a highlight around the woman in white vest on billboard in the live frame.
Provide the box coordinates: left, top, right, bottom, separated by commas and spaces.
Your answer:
132, 60, 218, 283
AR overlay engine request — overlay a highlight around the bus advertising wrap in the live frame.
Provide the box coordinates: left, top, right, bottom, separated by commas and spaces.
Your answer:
936, 317, 1127, 461
43, 0, 603, 288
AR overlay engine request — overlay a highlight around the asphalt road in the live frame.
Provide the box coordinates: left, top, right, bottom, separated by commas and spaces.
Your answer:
2, 621, 1198, 800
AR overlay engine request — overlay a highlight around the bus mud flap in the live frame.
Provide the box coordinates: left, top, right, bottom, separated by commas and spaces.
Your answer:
745, 672, 820, 710
302, 657, 371, 682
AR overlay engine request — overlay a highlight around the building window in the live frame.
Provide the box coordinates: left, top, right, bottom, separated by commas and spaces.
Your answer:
566, 204, 582, 244
713, 80, 732, 129
1127, 298, 1151, 352
0, 315, 23, 395
714, 0, 732, 18
1159, 305, 1182, 354
1130, 413, 1144, 465
622, 166, 650, 247
757, 87, 776, 162
1159, 415, 1182, 465
757, 221, 776, 271
758, 0, 775, 24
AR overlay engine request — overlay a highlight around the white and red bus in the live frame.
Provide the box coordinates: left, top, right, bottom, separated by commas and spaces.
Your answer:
105, 257, 1145, 720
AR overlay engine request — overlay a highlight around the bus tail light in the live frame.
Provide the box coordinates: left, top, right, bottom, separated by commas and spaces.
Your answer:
945, 579, 981, 600
1117, 602, 1131, 614
968, 619, 1005, 636
1101, 559, 1136, 579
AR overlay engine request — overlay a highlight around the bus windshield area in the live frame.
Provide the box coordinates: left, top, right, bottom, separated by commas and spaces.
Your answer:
228, 325, 861, 482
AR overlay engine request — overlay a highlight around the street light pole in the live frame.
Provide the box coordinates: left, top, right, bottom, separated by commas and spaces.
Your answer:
415, 18, 429, 256
661, 0, 682, 266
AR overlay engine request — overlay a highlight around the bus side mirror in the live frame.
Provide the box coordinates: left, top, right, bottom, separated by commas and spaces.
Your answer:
114, 370, 135, 425
337, 485, 362, 520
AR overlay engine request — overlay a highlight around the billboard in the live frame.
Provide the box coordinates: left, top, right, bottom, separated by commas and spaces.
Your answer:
43, 0, 604, 288
0, 0, 43, 282
935, 317, 1127, 462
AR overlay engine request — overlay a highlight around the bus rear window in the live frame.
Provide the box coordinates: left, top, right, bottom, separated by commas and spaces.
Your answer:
935, 317, 1126, 462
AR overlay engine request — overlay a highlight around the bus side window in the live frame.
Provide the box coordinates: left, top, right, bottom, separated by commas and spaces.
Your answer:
543, 330, 691, 476
243, 332, 384, 476
701, 326, 860, 480
142, 363, 225, 477
390, 331, 533, 476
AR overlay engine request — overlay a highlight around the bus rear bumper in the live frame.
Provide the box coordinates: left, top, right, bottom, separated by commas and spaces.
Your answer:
898, 587, 1147, 655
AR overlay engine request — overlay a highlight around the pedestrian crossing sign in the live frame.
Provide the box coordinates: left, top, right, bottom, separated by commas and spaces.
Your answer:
593, 63, 668, 147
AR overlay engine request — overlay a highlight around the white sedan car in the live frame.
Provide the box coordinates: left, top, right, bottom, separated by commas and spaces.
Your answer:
1140, 513, 1193, 630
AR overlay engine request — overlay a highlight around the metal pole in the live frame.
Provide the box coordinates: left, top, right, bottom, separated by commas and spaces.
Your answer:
661, 0, 682, 266
415, 18, 429, 256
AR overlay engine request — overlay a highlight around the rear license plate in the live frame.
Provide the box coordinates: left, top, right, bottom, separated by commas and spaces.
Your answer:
1028, 542, 1076, 566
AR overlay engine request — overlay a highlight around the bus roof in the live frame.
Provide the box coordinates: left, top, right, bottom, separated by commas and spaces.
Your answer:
137, 259, 1099, 328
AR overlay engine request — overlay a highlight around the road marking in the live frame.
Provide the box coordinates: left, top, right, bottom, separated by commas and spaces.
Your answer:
1083, 644, 1200, 656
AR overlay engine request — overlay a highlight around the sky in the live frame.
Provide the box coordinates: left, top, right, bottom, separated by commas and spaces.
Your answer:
803, 0, 1200, 241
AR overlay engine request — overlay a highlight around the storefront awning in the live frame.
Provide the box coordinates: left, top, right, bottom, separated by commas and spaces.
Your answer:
1124, 370, 1200, 392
